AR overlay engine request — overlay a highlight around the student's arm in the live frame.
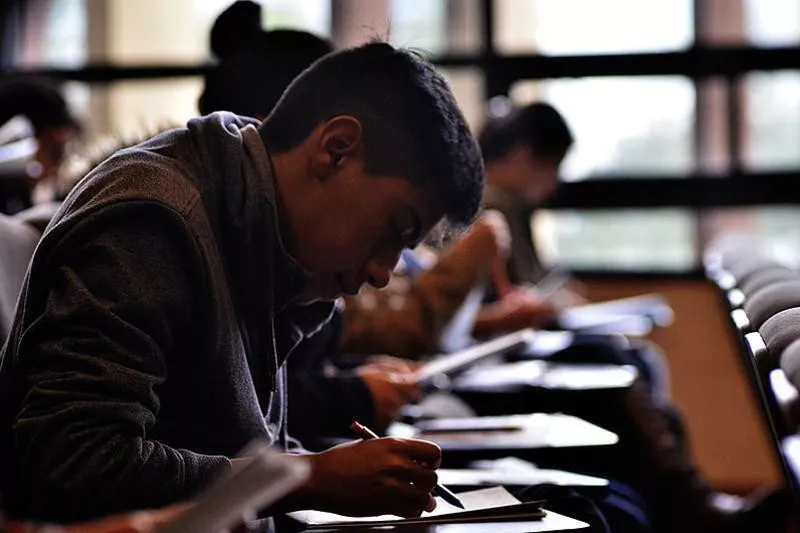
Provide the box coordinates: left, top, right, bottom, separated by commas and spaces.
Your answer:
339, 213, 505, 358
12, 207, 230, 521
472, 289, 556, 337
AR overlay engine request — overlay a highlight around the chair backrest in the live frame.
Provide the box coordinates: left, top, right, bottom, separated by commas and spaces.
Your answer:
0, 213, 40, 344
745, 331, 790, 436
743, 280, 800, 331
777, 339, 800, 433
760, 308, 800, 369
776, 339, 800, 507
757, 308, 800, 438
725, 255, 783, 284
743, 332, 799, 495
739, 266, 799, 297
782, 339, 800, 394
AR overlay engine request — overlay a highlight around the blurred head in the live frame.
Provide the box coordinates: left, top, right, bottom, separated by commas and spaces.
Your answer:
199, 30, 333, 118
260, 42, 484, 302
478, 102, 573, 206
0, 77, 80, 179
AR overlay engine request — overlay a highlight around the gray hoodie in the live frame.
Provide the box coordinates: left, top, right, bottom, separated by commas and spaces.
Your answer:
0, 112, 333, 522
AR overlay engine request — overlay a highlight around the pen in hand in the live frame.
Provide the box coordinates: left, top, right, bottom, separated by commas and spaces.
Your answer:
350, 420, 465, 509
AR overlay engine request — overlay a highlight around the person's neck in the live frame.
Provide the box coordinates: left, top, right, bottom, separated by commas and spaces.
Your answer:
268, 149, 303, 258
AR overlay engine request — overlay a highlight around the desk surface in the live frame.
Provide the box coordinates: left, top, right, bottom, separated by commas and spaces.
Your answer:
388, 414, 618, 451
437, 467, 608, 489
276, 510, 588, 532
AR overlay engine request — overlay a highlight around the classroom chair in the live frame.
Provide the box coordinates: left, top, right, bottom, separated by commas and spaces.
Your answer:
742, 280, 800, 332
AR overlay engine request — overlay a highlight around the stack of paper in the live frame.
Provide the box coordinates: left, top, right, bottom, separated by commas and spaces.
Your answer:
288, 486, 587, 530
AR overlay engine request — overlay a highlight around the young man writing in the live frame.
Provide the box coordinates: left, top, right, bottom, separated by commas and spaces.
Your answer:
0, 42, 484, 523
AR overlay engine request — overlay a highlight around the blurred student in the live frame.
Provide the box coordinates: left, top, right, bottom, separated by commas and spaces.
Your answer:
339, 209, 560, 358
480, 102, 571, 284
0, 77, 81, 212
477, 101, 790, 533
0, 41, 483, 523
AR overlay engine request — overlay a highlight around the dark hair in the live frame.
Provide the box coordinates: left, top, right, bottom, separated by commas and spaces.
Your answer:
199, 29, 333, 117
208, 0, 264, 61
478, 102, 573, 163
0, 77, 80, 136
260, 42, 484, 228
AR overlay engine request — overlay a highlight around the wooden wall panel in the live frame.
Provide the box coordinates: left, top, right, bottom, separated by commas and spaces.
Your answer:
580, 277, 783, 492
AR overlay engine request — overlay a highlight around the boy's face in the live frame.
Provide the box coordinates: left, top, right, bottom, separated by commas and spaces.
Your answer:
35, 126, 77, 179
504, 145, 562, 206
292, 160, 441, 303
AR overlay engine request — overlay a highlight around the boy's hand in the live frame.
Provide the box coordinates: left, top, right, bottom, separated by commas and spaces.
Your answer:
301, 437, 441, 518
498, 289, 557, 327
357, 358, 421, 431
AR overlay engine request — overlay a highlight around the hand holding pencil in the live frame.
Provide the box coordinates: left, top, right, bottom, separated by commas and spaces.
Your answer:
351, 421, 465, 509
300, 431, 443, 518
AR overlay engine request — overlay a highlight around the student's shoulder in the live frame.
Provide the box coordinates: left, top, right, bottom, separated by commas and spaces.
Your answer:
57, 146, 202, 233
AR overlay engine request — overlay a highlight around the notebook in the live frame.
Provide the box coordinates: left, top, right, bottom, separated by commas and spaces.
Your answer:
287, 486, 546, 528
415, 328, 537, 386
557, 293, 674, 333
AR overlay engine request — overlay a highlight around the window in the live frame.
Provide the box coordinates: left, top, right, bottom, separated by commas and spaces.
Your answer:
73, 0, 330, 143
105, 0, 230, 65
102, 78, 204, 137
742, 71, 800, 170
743, 0, 800, 47
701, 207, 800, 267
104, 0, 329, 65
14, 0, 86, 67
438, 68, 485, 133
494, 0, 693, 55
511, 77, 696, 180
262, 0, 330, 36
534, 209, 697, 271
389, 0, 482, 55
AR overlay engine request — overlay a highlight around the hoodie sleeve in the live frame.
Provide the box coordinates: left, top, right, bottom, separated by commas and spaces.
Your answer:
11, 203, 230, 522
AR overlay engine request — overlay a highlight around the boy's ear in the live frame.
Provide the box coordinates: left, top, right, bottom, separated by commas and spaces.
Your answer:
321, 116, 363, 167
309, 115, 363, 179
